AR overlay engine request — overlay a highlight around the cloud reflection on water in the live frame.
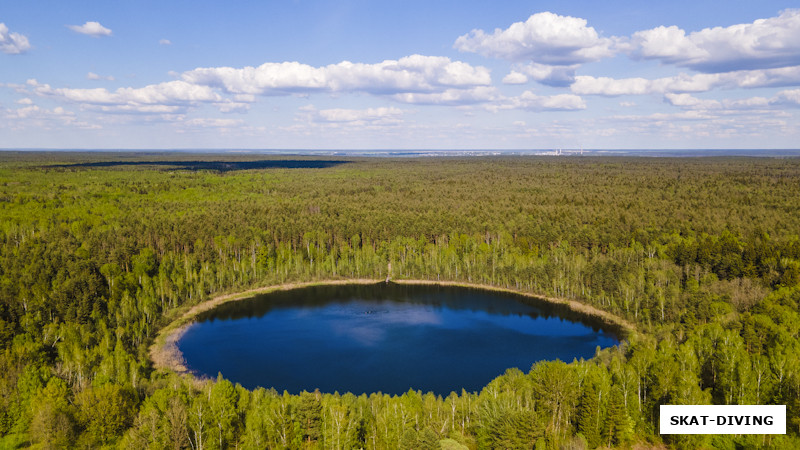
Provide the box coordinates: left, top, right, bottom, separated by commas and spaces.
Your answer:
328, 304, 442, 346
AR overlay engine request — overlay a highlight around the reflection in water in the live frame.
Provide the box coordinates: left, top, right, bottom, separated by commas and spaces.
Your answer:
180, 283, 620, 395
327, 302, 443, 346
331, 323, 385, 346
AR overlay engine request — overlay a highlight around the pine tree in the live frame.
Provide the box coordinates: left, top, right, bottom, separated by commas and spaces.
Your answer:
577, 380, 603, 448
296, 390, 322, 445
605, 386, 633, 447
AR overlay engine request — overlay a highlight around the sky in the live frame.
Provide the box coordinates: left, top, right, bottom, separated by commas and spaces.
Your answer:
2, 0, 800, 150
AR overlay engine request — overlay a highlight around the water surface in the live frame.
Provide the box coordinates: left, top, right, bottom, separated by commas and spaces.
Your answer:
178, 283, 619, 395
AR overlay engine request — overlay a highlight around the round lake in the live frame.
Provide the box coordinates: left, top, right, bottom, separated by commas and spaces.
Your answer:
177, 283, 620, 395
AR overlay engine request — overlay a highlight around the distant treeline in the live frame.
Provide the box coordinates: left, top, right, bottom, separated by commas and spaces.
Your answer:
0, 154, 799, 448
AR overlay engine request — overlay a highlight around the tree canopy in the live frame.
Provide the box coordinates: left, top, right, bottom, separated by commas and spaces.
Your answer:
1, 152, 799, 448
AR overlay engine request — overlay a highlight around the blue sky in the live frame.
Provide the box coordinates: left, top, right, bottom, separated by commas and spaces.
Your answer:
2, 1, 799, 150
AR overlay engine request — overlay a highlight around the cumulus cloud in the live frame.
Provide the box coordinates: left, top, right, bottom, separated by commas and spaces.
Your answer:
516, 92, 586, 111
17, 54, 497, 122
663, 93, 723, 110
572, 75, 671, 96
727, 65, 800, 88
4, 105, 71, 120
181, 55, 491, 97
2, 104, 101, 130
391, 86, 498, 105
570, 10, 800, 101
502, 71, 528, 85
0, 23, 31, 54
67, 21, 112, 37
572, 66, 800, 96
630, 9, 800, 72
28, 79, 222, 113
514, 62, 580, 87
159, 39, 172, 45
454, 12, 615, 64
628, 26, 707, 64
774, 89, 800, 106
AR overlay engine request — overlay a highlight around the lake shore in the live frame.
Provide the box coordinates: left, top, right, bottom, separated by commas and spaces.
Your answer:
149, 278, 636, 378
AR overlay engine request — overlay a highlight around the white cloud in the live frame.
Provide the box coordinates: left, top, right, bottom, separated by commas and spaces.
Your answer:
287, 106, 408, 139
4, 105, 70, 120
159, 39, 172, 45
67, 21, 112, 37
183, 118, 244, 128
728, 65, 800, 88
310, 106, 405, 124
774, 89, 800, 106
214, 100, 250, 113
87, 72, 115, 81
28, 79, 223, 113
0, 23, 31, 54
730, 97, 773, 109
2, 104, 101, 130
454, 12, 615, 65
183, 62, 325, 94
233, 94, 256, 103
16, 97, 33, 105
514, 62, 580, 87
391, 86, 498, 105
181, 55, 491, 97
663, 93, 722, 109
572, 66, 800, 96
502, 71, 528, 85
167, 117, 267, 136
18, 55, 496, 122
629, 26, 708, 64
572, 75, 666, 96
630, 9, 800, 72
665, 90, 800, 111
489, 91, 586, 112
600, 110, 792, 142
525, 92, 586, 111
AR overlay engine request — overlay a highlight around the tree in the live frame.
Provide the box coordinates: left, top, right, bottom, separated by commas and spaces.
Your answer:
604, 386, 633, 447
208, 374, 239, 449
295, 390, 323, 446
530, 360, 579, 440
577, 378, 604, 448
75, 383, 137, 446
29, 378, 76, 449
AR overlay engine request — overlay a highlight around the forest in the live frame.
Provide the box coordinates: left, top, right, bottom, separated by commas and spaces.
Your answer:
1, 152, 799, 449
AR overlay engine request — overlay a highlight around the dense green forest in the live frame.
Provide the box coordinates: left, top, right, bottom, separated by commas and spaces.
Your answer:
1, 152, 799, 449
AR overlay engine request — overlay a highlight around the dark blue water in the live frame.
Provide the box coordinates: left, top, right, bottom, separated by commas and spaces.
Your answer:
178, 283, 619, 395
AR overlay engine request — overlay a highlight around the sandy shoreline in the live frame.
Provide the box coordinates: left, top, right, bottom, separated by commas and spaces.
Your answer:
149, 278, 636, 377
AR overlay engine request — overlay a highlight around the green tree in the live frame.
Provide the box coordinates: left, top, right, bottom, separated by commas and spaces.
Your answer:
208, 374, 239, 449
296, 390, 323, 446
29, 378, 76, 449
604, 386, 633, 447
577, 378, 604, 448
75, 383, 137, 446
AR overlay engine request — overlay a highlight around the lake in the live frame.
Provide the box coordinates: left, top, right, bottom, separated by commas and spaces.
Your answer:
177, 282, 619, 395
